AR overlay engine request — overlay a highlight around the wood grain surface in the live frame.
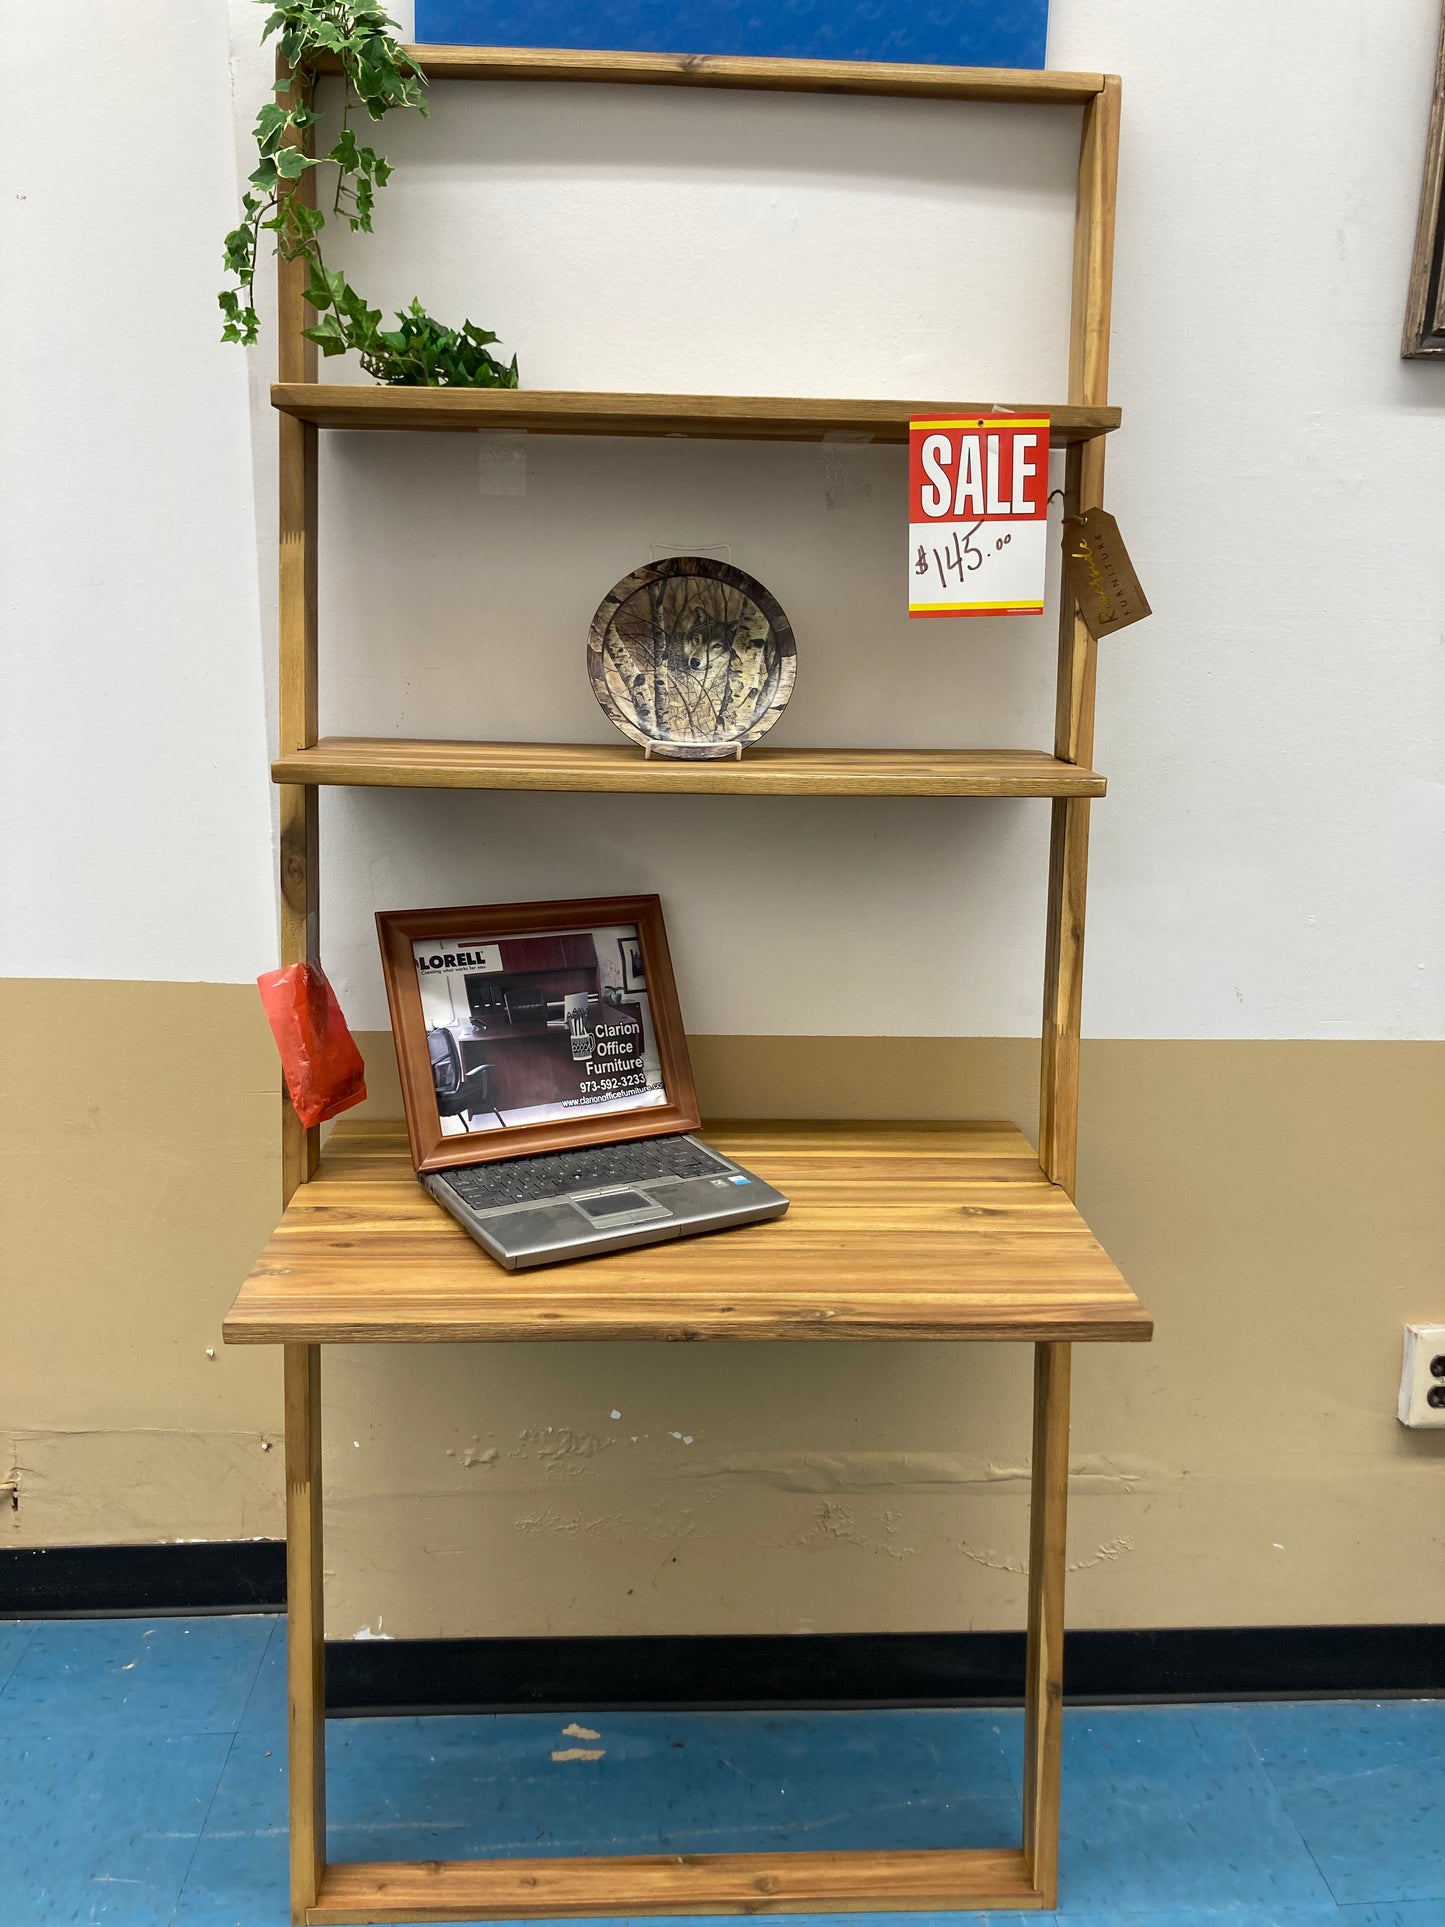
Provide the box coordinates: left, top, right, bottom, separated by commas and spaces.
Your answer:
1038, 76, 1121, 1199
270, 385, 1121, 445
223, 1119, 1149, 1347
308, 1844, 1043, 1923
259, 42, 1133, 1923
270, 740, 1106, 798
1022, 1341, 1071, 1904
310, 42, 1107, 106
276, 58, 320, 1204
283, 1346, 326, 1921
1402, 2, 1445, 356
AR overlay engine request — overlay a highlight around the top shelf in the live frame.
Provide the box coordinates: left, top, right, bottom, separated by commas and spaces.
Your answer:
311, 44, 1110, 106
271, 386, 1121, 445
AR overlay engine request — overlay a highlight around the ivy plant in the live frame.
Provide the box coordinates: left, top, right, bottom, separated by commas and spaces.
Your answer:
221, 0, 518, 388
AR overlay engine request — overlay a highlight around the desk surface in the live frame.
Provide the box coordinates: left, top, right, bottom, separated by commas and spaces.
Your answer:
223, 1119, 1150, 1346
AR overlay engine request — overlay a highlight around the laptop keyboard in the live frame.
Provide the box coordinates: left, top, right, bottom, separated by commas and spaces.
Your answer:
439, 1135, 726, 1213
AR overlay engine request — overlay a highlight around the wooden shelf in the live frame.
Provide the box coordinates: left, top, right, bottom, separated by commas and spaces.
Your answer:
251, 45, 1133, 1918
271, 383, 1120, 445
272, 738, 1106, 798
223, 1119, 1150, 1347
310, 43, 1109, 107
309, 1845, 1043, 1924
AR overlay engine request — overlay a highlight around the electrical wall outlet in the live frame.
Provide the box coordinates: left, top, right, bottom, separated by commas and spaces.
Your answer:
1397, 1324, 1445, 1428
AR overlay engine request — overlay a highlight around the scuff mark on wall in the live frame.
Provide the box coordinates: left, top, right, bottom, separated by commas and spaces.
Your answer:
507, 1494, 712, 1545
944, 1534, 1138, 1578
518, 1425, 616, 1473
775, 1500, 917, 1561
653, 1449, 1159, 1497
951, 1539, 1027, 1575
415, 1431, 1161, 1515
1068, 1536, 1136, 1574
516, 1509, 616, 1539
448, 1426, 620, 1480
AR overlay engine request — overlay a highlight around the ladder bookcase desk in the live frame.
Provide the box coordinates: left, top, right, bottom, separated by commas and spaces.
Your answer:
223, 42, 1152, 1927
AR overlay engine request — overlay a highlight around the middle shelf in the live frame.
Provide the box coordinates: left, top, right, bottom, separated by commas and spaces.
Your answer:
272, 738, 1105, 798
224, 1117, 1151, 1346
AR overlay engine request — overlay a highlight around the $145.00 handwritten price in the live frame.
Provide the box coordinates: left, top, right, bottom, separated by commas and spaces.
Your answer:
907, 413, 1051, 618
916, 521, 1021, 592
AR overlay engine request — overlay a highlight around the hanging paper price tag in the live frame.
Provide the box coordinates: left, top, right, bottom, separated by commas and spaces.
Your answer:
1063, 507, 1152, 637
908, 412, 1050, 618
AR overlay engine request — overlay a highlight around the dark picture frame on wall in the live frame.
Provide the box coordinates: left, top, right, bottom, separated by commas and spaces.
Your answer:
1403, 3, 1445, 357
376, 895, 700, 1175
618, 934, 647, 994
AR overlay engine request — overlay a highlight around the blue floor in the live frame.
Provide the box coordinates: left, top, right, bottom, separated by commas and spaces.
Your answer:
1, 1615, 1441, 1926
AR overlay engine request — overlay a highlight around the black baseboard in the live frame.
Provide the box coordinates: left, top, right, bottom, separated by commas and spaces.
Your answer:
4, 1542, 1440, 1706
0, 1541, 286, 1617
324, 1624, 1445, 1714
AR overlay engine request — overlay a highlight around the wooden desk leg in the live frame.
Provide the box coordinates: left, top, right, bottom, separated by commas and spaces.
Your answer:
1022, 1339, 1071, 1907
284, 1343, 326, 1923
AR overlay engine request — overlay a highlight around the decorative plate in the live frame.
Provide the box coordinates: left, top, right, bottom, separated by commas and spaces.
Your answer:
587, 557, 796, 760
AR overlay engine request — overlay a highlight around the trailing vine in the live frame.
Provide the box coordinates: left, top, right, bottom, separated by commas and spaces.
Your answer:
220, 1, 518, 387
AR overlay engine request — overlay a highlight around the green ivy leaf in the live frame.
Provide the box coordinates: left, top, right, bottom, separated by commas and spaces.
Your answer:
254, 102, 291, 146
274, 145, 314, 180
302, 312, 348, 355
327, 128, 360, 170
222, 227, 255, 275
302, 263, 342, 310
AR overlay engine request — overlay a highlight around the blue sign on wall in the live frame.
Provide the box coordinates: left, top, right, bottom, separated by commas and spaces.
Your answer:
414, 2, 1049, 70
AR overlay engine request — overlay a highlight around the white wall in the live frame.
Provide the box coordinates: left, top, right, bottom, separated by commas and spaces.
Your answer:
0, 0, 276, 984
4, 0, 1443, 1045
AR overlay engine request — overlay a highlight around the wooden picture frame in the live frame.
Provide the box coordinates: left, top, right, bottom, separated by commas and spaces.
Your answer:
1404, 3, 1445, 357
376, 894, 700, 1173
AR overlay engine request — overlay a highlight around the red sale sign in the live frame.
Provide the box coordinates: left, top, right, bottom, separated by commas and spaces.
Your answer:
908, 413, 1050, 617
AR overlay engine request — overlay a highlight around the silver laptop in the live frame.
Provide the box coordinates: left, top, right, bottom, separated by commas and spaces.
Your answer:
377, 894, 789, 1271
423, 1131, 787, 1270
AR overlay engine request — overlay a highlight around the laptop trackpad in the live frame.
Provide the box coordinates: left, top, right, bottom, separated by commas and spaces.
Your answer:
574, 1190, 670, 1225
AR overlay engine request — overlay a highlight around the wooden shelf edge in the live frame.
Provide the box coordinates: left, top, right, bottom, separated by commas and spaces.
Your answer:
307, 43, 1108, 106
271, 740, 1107, 799
225, 1307, 1153, 1347
308, 1846, 1043, 1923
269, 383, 1121, 446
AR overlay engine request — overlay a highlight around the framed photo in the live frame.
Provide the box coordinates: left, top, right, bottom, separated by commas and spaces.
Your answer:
1404, 4, 1445, 357
618, 934, 646, 994
376, 894, 700, 1174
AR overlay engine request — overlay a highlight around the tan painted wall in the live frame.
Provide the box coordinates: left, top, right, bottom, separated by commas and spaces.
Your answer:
5, 978, 1442, 1633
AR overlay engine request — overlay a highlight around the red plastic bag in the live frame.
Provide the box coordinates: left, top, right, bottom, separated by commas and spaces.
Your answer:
257, 961, 367, 1128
